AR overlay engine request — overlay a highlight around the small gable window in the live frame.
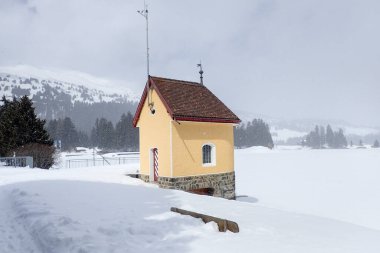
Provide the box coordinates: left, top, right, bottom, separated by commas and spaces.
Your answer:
202, 144, 216, 166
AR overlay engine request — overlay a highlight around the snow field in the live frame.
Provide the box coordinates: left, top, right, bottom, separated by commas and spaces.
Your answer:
1, 147, 380, 252
236, 147, 380, 230
2, 182, 206, 253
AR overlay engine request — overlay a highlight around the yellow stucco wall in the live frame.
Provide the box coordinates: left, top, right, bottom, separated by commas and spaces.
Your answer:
136, 88, 235, 179
136, 89, 172, 178
171, 121, 235, 177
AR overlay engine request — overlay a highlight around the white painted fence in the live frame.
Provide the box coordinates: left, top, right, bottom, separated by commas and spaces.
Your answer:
64, 152, 139, 168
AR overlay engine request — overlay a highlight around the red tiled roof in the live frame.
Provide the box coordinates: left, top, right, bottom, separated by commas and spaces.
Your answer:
133, 76, 240, 126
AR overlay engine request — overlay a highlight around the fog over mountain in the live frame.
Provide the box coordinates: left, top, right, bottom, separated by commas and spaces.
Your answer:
1, 65, 378, 145
0, 0, 379, 126
0, 66, 137, 133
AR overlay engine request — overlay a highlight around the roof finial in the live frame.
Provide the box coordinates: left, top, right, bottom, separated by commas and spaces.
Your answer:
197, 61, 204, 85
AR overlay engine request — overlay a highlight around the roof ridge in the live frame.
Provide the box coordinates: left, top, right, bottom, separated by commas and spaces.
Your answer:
150, 76, 201, 86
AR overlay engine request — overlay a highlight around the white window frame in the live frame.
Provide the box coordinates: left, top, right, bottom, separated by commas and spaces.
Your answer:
202, 143, 216, 167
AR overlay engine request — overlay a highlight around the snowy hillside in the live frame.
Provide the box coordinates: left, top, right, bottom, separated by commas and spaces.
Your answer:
0, 65, 138, 104
236, 110, 380, 144
0, 65, 139, 132
270, 126, 308, 143
1, 147, 380, 252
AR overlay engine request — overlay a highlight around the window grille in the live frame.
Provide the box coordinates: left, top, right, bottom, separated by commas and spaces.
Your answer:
202, 145, 212, 164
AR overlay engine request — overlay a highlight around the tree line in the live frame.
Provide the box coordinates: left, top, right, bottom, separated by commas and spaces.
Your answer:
0, 95, 138, 169
234, 119, 274, 149
46, 112, 139, 151
303, 125, 347, 148
11, 79, 138, 134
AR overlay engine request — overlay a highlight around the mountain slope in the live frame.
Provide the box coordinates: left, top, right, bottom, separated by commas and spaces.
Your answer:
0, 65, 139, 132
0, 65, 138, 104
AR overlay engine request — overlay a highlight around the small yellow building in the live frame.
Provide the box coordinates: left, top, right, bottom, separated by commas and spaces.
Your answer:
133, 76, 240, 199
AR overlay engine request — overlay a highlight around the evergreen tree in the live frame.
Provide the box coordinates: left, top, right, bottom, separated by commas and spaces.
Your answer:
77, 131, 90, 147
314, 125, 321, 148
305, 125, 347, 149
320, 126, 326, 147
114, 112, 139, 151
46, 117, 90, 150
46, 119, 59, 140
0, 96, 17, 155
333, 128, 347, 148
234, 123, 247, 148
305, 125, 321, 148
115, 113, 128, 149
91, 118, 100, 147
60, 117, 79, 150
248, 119, 274, 148
373, 140, 379, 148
0, 96, 54, 167
326, 125, 334, 147
18, 96, 50, 146
0, 96, 53, 156
234, 119, 273, 148
91, 117, 115, 149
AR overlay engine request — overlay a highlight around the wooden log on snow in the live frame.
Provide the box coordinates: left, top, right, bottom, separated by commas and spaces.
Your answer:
170, 207, 239, 233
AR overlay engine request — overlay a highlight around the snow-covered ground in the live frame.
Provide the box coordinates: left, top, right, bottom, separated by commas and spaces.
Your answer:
236, 147, 380, 230
1, 147, 380, 252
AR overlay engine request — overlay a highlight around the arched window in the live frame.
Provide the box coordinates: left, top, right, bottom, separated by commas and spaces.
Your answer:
202, 143, 216, 166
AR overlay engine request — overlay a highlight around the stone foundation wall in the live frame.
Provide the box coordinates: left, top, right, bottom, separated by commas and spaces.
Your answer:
139, 174, 150, 183
137, 172, 235, 199
160, 172, 235, 199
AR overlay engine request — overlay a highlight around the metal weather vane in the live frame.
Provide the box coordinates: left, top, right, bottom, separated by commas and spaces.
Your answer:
197, 61, 204, 85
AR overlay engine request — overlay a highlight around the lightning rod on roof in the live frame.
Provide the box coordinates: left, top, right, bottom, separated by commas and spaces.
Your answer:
137, 1, 150, 78
197, 61, 204, 85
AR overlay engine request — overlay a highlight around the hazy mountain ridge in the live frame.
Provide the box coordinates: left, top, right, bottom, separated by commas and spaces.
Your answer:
0, 66, 138, 132
1, 66, 378, 144
0, 73, 137, 105
236, 110, 380, 145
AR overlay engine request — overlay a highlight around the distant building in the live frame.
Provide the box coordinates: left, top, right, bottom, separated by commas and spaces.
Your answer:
133, 76, 240, 199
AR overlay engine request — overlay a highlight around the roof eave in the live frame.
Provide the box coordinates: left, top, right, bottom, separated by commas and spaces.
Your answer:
174, 116, 241, 124
132, 79, 150, 127
133, 76, 176, 127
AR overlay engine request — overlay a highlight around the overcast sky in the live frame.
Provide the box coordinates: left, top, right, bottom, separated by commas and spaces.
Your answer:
1, 0, 379, 126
